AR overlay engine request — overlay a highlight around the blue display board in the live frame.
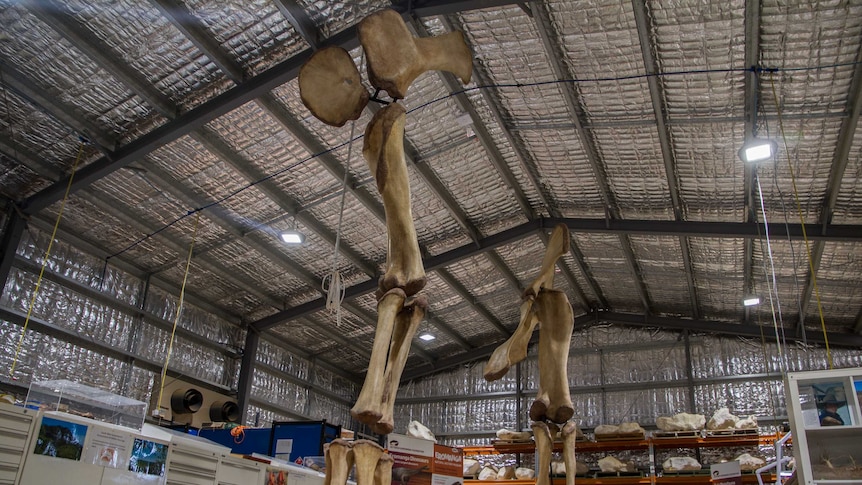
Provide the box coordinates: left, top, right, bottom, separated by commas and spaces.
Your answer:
198, 427, 272, 455
269, 421, 341, 464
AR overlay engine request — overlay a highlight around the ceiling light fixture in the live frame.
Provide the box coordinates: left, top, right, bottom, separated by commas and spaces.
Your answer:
743, 296, 761, 307
279, 229, 305, 245
418, 333, 435, 341
738, 138, 778, 163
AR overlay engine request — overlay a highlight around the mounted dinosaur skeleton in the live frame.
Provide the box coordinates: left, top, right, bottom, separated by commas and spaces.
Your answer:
299, 8, 472, 437
301, 8, 581, 485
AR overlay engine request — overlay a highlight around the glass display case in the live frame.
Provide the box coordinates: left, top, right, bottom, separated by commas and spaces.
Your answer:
25, 379, 147, 431
786, 368, 862, 485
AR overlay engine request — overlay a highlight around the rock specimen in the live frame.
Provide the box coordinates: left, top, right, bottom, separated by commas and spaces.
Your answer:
662, 457, 702, 472
407, 421, 436, 442
656, 413, 705, 431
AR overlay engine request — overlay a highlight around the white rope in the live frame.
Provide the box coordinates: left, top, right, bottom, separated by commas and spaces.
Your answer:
324, 118, 358, 326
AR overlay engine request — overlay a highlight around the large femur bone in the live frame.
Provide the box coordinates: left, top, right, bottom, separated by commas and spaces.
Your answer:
358, 9, 472, 99
299, 46, 370, 127
484, 224, 570, 381
363, 103, 426, 296
529, 289, 574, 424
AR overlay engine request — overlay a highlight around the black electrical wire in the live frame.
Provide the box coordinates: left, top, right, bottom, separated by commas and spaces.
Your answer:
102, 60, 862, 263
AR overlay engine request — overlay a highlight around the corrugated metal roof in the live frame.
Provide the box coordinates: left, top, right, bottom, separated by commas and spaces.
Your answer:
0, 0, 859, 383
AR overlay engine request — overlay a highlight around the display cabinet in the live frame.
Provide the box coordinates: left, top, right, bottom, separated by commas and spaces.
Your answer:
786, 368, 862, 485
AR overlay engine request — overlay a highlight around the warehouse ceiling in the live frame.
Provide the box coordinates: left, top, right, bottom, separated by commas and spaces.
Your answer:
0, 0, 861, 386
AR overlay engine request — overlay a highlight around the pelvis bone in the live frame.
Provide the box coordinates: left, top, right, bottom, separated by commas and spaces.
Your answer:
299, 46, 369, 127
358, 9, 472, 99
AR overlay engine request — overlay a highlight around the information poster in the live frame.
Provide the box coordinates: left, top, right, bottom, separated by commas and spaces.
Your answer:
388, 434, 433, 485
431, 444, 463, 485
83, 427, 132, 468
128, 438, 168, 477
33, 416, 88, 461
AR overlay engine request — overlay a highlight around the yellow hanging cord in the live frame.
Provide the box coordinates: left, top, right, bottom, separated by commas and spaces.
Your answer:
769, 76, 832, 368
8, 142, 85, 379
154, 212, 201, 415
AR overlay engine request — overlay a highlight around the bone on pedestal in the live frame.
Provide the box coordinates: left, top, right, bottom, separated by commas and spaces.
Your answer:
363, 103, 426, 297
352, 288, 406, 425
485, 224, 570, 381
325, 439, 355, 485
531, 421, 553, 485
358, 9, 472, 100
529, 289, 574, 424
299, 46, 370, 127
370, 295, 428, 435
561, 421, 581, 485
374, 453, 394, 485
354, 440, 385, 485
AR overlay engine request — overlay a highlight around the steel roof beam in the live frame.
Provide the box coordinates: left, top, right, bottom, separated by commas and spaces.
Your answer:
442, 13, 603, 309
25, 215, 243, 324
151, 0, 246, 82
741, 0, 761, 325
590, 311, 862, 348
0, 307, 234, 394
531, 2, 650, 312
12, 255, 240, 358
274, 0, 323, 50
21, 0, 524, 214
250, 217, 862, 330
631, 0, 700, 319
0, 62, 117, 151
24, 0, 176, 118
796, 45, 862, 331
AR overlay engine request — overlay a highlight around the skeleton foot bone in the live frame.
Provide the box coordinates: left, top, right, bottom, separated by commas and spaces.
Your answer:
354, 440, 385, 485
324, 439, 355, 485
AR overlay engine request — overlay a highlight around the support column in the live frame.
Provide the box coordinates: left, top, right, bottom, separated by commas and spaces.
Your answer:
683, 330, 696, 412
0, 210, 25, 301
237, 328, 260, 424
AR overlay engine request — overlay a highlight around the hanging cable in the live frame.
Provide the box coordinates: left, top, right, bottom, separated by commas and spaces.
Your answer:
323, 116, 359, 327
754, 170, 789, 375
8, 141, 85, 379
768, 76, 832, 368
154, 212, 201, 417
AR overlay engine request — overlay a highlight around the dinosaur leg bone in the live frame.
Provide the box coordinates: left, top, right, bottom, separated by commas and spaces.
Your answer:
484, 298, 538, 381
372, 295, 428, 435
363, 103, 426, 297
531, 421, 553, 485
529, 289, 574, 424
352, 288, 406, 425
561, 422, 581, 485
